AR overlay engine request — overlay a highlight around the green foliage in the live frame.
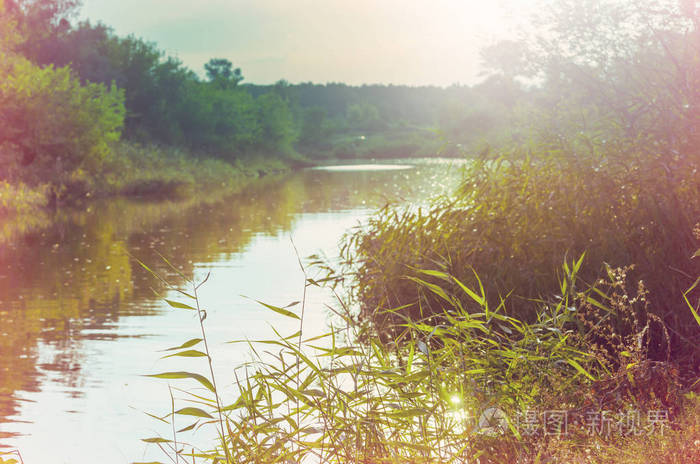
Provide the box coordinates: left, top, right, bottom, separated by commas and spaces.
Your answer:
0, 55, 125, 187
255, 92, 298, 155
142, 259, 690, 463
298, 106, 332, 150
6, 6, 525, 165
204, 58, 243, 89
0, 11, 304, 200
346, 101, 383, 131
29, 21, 299, 159
183, 83, 261, 156
0, 0, 21, 52
55, 28, 197, 145
243, 82, 518, 158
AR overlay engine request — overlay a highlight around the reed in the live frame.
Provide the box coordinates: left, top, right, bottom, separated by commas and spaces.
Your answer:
343, 150, 699, 366
138, 251, 698, 463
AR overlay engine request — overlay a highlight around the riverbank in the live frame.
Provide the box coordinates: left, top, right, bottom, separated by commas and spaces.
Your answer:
1, 138, 458, 219
0, 141, 302, 243
0, 140, 456, 243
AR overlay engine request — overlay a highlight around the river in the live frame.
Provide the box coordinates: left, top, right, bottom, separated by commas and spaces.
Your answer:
0, 159, 463, 463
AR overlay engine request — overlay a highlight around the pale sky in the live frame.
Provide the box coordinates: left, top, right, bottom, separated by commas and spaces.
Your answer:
80, 0, 534, 87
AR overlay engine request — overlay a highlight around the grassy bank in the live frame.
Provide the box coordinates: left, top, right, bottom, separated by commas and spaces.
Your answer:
300, 126, 481, 161
99, 142, 291, 199
0, 182, 52, 242
304, 128, 447, 160
0, 141, 296, 245
0, 141, 292, 212
133, 144, 698, 463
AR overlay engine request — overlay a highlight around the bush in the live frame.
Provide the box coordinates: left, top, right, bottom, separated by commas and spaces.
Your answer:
0, 54, 125, 186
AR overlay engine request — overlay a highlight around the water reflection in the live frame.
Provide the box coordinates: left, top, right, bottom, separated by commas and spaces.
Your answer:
0, 159, 463, 460
312, 163, 415, 171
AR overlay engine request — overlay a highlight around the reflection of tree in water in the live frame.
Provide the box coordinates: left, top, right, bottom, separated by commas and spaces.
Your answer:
0, 161, 462, 428
39, 333, 87, 395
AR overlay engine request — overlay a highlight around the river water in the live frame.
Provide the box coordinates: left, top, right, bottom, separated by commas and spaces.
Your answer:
0, 159, 463, 463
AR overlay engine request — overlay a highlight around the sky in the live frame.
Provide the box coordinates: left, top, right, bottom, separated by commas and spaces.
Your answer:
79, 0, 534, 87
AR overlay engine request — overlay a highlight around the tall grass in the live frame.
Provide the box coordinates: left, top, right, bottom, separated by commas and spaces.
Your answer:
0, 181, 49, 216
139, 252, 697, 464
343, 150, 699, 367
101, 142, 288, 199
0, 181, 52, 244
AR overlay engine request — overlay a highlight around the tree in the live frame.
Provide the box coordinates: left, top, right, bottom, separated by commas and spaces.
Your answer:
346, 102, 382, 132
480, 0, 700, 161
38, 22, 123, 85
4, 0, 80, 61
32, 22, 201, 145
298, 106, 329, 148
0, 56, 125, 184
479, 40, 534, 79
255, 92, 297, 154
0, 0, 21, 52
204, 58, 242, 89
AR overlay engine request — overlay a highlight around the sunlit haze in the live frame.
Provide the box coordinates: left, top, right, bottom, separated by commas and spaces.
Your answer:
80, 0, 534, 86
2, 0, 698, 462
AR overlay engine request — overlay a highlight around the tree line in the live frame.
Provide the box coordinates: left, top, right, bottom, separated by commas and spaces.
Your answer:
0, 0, 533, 196
9, 0, 692, 203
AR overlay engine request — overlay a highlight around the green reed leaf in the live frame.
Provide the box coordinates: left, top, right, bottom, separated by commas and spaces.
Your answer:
164, 299, 196, 310
146, 372, 215, 392
255, 300, 300, 319
405, 276, 452, 303
141, 437, 172, 443
177, 422, 198, 433
390, 407, 429, 418
684, 277, 700, 326
567, 359, 595, 381
162, 349, 208, 359
160, 338, 203, 352
175, 407, 214, 419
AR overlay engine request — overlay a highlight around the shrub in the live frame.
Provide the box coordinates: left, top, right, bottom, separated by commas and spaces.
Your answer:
0, 54, 125, 186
